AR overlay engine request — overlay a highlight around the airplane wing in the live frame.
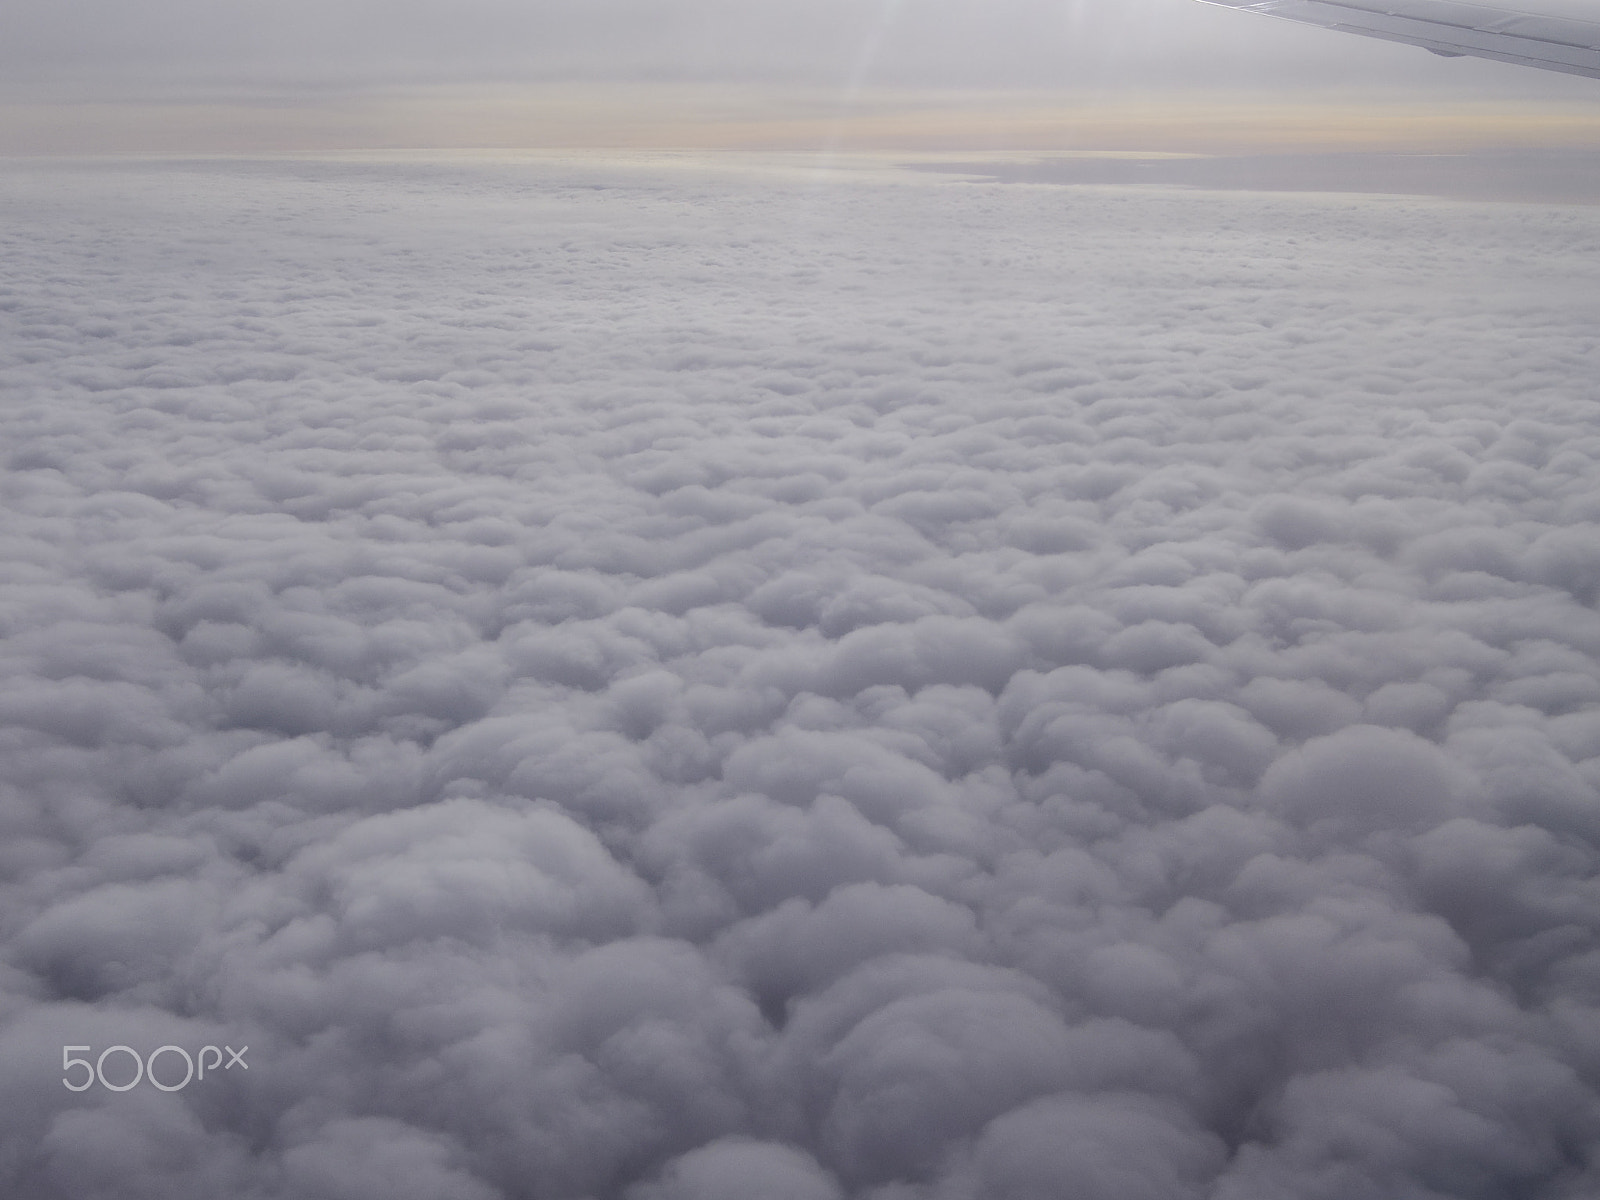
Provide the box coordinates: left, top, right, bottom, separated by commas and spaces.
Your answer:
1195, 0, 1600, 78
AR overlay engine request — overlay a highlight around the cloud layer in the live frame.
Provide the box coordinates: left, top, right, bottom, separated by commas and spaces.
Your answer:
2, 154, 1599, 1199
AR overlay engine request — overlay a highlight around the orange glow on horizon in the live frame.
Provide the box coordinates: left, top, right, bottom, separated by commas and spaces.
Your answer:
5, 84, 1600, 157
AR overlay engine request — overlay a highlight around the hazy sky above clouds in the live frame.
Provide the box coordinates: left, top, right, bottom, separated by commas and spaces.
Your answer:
5, 0, 1598, 91
5, 0, 1600, 152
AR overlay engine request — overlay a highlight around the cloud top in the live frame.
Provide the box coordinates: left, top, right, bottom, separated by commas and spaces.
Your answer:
0, 154, 1598, 1198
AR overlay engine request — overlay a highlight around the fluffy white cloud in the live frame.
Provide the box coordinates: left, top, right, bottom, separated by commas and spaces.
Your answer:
1, 153, 1598, 1197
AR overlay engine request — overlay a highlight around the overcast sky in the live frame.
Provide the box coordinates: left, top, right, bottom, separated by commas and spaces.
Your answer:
5, 0, 1600, 152
6, 0, 1600, 90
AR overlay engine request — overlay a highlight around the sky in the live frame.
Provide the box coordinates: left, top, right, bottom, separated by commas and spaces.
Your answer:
1, 152, 1599, 1198
3, 0, 1600, 1195
4, 0, 1600, 153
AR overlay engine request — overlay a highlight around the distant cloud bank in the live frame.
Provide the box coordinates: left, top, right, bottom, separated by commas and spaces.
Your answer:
1, 155, 1598, 1198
